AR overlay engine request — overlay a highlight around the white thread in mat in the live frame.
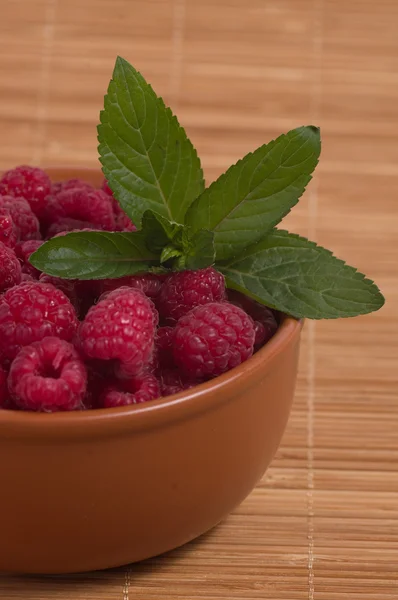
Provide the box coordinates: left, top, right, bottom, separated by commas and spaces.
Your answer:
307, 1, 324, 598
31, 0, 58, 166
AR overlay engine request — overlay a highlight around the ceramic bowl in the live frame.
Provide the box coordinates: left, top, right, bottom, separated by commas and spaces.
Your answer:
0, 168, 302, 574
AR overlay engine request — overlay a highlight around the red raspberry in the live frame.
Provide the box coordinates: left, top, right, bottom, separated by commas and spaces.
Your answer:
39, 273, 79, 313
8, 337, 87, 412
0, 281, 79, 362
100, 273, 164, 300
100, 373, 160, 408
0, 365, 10, 409
0, 208, 17, 248
115, 212, 136, 232
21, 273, 35, 282
51, 179, 94, 196
227, 290, 278, 349
159, 368, 198, 397
102, 179, 135, 231
0, 195, 41, 241
79, 287, 158, 378
0, 166, 51, 219
46, 188, 115, 231
46, 218, 99, 238
0, 242, 21, 292
173, 302, 255, 379
158, 267, 226, 323
15, 239, 43, 278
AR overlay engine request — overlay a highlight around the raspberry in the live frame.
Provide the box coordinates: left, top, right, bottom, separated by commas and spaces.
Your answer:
0, 195, 41, 241
158, 267, 226, 322
100, 373, 160, 408
0, 242, 21, 292
15, 240, 43, 278
0, 166, 51, 219
227, 290, 278, 349
173, 302, 255, 379
51, 178, 94, 196
100, 273, 164, 300
0, 282, 79, 362
79, 287, 158, 377
46, 188, 115, 231
0, 365, 10, 409
159, 368, 198, 397
0, 208, 17, 248
46, 218, 97, 238
102, 179, 136, 231
21, 273, 35, 282
8, 337, 87, 412
115, 212, 136, 232
39, 273, 79, 313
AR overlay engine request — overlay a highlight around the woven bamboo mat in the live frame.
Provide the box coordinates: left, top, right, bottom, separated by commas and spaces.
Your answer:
1, 0, 397, 598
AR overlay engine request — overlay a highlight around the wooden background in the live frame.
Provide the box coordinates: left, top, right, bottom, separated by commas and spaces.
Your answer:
1, 0, 397, 598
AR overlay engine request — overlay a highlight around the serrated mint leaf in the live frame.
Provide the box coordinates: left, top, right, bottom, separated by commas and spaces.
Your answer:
182, 228, 215, 270
98, 56, 204, 228
141, 210, 184, 253
186, 126, 321, 261
30, 231, 159, 280
219, 229, 385, 319
160, 245, 182, 264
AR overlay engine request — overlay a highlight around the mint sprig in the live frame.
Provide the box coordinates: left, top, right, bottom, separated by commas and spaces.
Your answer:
30, 56, 385, 320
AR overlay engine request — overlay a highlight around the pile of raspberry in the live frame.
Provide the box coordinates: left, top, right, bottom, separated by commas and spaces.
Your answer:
0, 165, 279, 413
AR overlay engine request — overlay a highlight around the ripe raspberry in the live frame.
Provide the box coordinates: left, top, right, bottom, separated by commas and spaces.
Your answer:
115, 212, 136, 232
0, 281, 79, 362
46, 218, 99, 238
46, 188, 115, 231
0, 208, 17, 248
102, 179, 136, 231
51, 178, 94, 196
15, 239, 43, 278
0, 166, 51, 219
159, 368, 198, 397
100, 273, 164, 300
0, 242, 21, 292
227, 290, 278, 349
158, 267, 226, 323
79, 287, 158, 377
173, 302, 255, 379
39, 273, 79, 313
0, 195, 41, 241
8, 337, 87, 412
100, 373, 160, 408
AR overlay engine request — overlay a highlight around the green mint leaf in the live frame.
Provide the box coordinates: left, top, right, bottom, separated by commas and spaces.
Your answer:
160, 245, 182, 264
141, 210, 184, 253
186, 126, 320, 261
182, 229, 215, 270
218, 229, 385, 319
29, 231, 159, 280
98, 56, 205, 228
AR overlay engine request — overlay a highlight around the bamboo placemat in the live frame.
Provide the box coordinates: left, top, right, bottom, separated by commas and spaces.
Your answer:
1, 0, 397, 598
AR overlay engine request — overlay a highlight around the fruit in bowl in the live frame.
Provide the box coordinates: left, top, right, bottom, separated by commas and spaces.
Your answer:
0, 57, 384, 574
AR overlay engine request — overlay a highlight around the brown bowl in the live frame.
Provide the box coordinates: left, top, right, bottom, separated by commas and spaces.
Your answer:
0, 168, 303, 575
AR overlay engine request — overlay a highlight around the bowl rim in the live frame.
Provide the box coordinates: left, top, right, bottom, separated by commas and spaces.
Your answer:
0, 167, 303, 439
